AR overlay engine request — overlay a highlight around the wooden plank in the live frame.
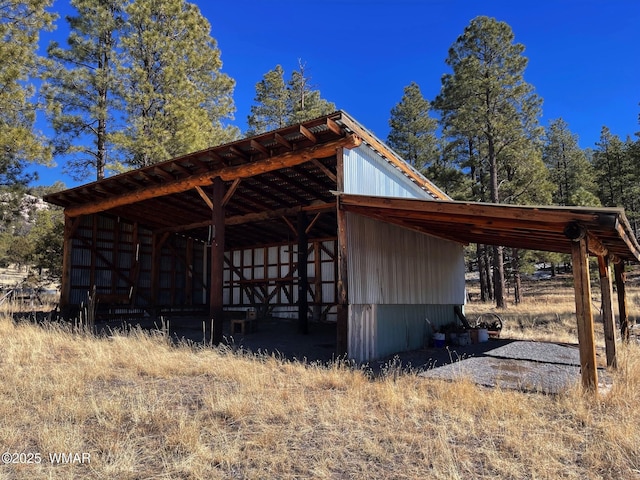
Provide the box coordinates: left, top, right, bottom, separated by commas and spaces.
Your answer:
310, 158, 337, 184
614, 262, 629, 341
210, 177, 226, 344
65, 135, 362, 218
571, 237, 598, 392
598, 255, 617, 368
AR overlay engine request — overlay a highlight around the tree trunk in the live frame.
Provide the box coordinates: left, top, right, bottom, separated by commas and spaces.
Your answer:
488, 132, 506, 308
512, 248, 521, 305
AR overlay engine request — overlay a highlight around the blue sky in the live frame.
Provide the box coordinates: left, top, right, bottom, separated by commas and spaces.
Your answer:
33, 0, 640, 188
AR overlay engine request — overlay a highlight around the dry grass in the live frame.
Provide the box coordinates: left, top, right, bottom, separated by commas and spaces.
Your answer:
1, 277, 640, 479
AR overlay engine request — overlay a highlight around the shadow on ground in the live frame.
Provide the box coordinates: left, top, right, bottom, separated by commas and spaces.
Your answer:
14, 311, 609, 394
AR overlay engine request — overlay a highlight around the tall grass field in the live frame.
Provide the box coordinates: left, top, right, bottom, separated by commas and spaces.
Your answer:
1, 273, 640, 479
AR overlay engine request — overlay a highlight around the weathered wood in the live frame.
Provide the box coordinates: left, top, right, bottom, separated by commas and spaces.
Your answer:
571, 237, 598, 392
210, 177, 226, 344
614, 262, 630, 341
65, 134, 361, 218
60, 215, 77, 308
194, 186, 213, 209
158, 202, 336, 234
297, 212, 309, 334
336, 147, 349, 356
598, 255, 617, 368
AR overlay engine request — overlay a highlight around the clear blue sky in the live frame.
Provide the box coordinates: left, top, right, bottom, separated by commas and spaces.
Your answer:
32, 0, 640, 188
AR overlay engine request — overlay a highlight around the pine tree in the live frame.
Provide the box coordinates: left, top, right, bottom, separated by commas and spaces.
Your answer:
44, 0, 125, 181
387, 82, 438, 171
246, 65, 288, 135
543, 118, 599, 206
116, 0, 237, 168
433, 16, 544, 308
0, 0, 54, 185
287, 61, 335, 125
593, 127, 640, 233
247, 61, 334, 136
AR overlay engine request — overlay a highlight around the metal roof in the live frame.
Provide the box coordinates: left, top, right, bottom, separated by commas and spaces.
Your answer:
44, 111, 445, 249
337, 193, 640, 262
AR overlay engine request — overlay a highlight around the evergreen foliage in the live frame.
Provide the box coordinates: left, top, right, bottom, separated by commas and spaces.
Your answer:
116, 0, 237, 168
44, 0, 125, 181
0, 0, 54, 186
247, 61, 334, 136
433, 16, 544, 307
543, 118, 599, 206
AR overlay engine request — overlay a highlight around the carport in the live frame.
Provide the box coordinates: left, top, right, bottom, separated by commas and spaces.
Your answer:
337, 193, 640, 393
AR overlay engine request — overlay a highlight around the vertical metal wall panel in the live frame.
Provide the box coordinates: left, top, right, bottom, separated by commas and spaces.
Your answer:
348, 304, 376, 362
343, 145, 430, 199
349, 304, 458, 362
346, 213, 465, 305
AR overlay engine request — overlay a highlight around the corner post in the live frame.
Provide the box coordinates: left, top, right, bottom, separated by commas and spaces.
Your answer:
336, 147, 349, 356
571, 236, 598, 392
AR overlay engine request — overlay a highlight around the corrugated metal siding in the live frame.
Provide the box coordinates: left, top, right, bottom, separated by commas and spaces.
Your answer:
348, 304, 376, 362
348, 304, 458, 362
343, 144, 430, 199
347, 213, 465, 305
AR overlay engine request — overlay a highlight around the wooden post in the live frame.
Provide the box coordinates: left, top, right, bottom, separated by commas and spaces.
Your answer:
614, 261, 629, 341
336, 147, 349, 356
59, 214, 75, 309
210, 177, 226, 344
297, 212, 309, 334
571, 237, 598, 392
597, 255, 617, 368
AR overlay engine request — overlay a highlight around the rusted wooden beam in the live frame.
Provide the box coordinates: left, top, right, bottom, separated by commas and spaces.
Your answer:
65, 134, 361, 218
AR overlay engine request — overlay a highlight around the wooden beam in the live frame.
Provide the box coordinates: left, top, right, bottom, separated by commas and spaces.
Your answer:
157, 201, 336, 234
311, 158, 337, 184
250, 139, 270, 157
194, 186, 213, 210
598, 255, 617, 368
336, 147, 349, 356
571, 237, 598, 393
210, 177, 226, 344
274, 132, 292, 150
299, 125, 317, 143
305, 212, 322, 235
222, 178, 241, 207
614, 262, 630, 341
65, 134, 362, 218
297, 212, 309, 334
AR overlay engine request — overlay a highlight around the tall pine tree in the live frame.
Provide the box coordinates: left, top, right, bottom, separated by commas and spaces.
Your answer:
387, 82, 438, 171
0, 0, 54, 185
542, 118, 599, 206
44, 0, 125, 181
247, 61, 334, 136
116, 0, 237, 168
433, 16, 544, 308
